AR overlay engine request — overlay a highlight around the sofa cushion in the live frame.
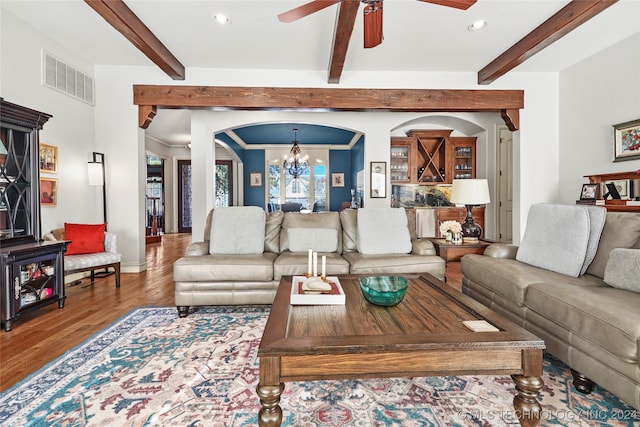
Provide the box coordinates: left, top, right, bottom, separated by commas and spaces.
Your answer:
173, 253, 277, 282
209, 207, 265, 255
604, 248, 640, 292
357, 208, 411, 255
273, 252, 350, 280
525, 282, 640, 363
288, 228, 339, 253
264, 210, 284, 253
65, 252, 121, 271
461, 254, 605, 307
340, 209, 358, 253
516, 204, 590, 277
342, 252, 445, 278
586, 212, 640, 279
64, 223, 105, 255
280, 212, 342, 253
580, 205, 607, 275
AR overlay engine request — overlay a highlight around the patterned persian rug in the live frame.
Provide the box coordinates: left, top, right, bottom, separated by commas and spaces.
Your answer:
1, 306, 637, 426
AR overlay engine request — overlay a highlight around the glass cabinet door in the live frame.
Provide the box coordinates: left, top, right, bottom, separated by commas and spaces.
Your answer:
390, 145, 410, 182
452, 139, 476, 180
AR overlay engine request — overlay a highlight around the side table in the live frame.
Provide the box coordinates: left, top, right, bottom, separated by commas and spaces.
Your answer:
428, 238, 491, 263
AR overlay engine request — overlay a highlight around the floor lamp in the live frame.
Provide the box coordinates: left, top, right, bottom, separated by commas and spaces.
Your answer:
87, 152, 107, 229
449, 179, 490, 242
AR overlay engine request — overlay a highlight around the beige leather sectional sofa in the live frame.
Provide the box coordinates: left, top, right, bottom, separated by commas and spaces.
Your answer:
174, 207, 445, 317
461, 206, 640, 411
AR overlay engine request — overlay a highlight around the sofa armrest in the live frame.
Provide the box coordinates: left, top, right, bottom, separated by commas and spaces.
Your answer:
185, 241, 209, 256
484, 243, 518, 259
412, 239, 436, 256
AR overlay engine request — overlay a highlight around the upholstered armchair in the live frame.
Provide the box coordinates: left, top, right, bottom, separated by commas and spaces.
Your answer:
43, 225, 121, 287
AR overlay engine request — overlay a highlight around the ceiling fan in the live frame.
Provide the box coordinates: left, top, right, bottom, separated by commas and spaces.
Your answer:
278, 0, 477, 48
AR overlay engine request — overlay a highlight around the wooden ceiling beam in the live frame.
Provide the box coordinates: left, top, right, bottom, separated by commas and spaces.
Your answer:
133, 85, 524, 130
478, 0, 618, 85
328, 0, 360, 84
85, 0, 185, 80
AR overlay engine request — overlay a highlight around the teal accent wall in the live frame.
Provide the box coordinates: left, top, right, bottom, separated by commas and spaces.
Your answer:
351, 136, 365, 206
244, 150, 265, 208
329, 150, 352, 211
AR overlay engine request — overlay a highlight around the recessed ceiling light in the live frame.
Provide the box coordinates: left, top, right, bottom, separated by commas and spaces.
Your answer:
214, 14, 231, 25
468, 20, 487, 31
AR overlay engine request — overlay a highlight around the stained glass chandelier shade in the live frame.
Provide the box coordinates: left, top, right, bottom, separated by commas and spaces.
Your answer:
283, 128, 309, 179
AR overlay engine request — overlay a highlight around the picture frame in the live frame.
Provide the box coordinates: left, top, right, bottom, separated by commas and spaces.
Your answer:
603, 179, 628, 198
370, 161, 387, 198
579, 183, 599, 201
613, 119, 640, 162
40, 177, 58, 206
250, 172, 262, 187
39, 143, 58, 173
331, 173, 345, 188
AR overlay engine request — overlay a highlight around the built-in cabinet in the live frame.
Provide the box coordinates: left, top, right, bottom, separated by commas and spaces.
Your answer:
391, 130, 476, 184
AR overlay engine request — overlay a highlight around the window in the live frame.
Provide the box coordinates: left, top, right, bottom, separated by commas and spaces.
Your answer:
267, 148, 327, 211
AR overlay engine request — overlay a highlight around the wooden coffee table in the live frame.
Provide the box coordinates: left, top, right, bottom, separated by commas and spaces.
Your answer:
257, 273, 545, 426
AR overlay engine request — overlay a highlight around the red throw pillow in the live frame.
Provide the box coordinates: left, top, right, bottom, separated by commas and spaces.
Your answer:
64, 223, 106, 255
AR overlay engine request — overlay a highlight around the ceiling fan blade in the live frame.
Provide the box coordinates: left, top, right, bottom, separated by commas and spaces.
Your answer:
417, 0, 477, 10
363, 1, 383, 48
278, 0, 342, 23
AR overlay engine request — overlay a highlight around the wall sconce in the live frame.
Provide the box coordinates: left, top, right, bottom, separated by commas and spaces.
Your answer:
87, 152, 107, 228
449, 178, 490, 242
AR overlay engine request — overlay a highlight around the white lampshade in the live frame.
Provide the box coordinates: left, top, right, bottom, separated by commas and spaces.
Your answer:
87, 162, 104, 186
449, 179, 490, 205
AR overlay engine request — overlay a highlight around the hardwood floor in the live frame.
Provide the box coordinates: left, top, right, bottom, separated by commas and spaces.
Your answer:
0, 233, 463, 392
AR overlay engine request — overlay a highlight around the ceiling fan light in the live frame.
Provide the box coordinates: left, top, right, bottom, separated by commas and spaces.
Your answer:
468, 20, 487, 31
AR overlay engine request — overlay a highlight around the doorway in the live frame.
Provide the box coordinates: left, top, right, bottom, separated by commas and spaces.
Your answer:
177, 159, 192, 233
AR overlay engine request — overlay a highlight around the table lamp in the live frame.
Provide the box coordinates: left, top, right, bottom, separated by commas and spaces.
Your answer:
449, 179, 490, 242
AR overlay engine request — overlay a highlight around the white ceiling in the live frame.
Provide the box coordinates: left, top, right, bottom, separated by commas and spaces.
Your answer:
3, 0, 640, 146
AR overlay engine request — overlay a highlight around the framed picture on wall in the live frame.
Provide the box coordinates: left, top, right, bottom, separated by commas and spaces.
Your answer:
332, 173, 345, 187
40, 178, 58, 206
39, 143, 58, 173
613, 119, 640, 162
250, 173, 262, 187
370, 161, 387, 198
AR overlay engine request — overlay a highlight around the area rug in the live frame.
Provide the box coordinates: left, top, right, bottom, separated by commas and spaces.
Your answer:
1, 306, 637, 426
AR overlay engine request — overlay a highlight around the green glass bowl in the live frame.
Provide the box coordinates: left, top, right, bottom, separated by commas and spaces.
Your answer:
358, 276, 408, 306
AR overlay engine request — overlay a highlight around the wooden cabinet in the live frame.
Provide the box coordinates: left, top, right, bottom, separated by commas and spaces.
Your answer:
1, 240, 68, 331
391, 130, 476, 184
434, 207, 485, 238
449, 137, 476, 180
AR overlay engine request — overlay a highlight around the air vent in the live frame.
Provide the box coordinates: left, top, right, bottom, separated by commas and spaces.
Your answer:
42, 51, 94, 105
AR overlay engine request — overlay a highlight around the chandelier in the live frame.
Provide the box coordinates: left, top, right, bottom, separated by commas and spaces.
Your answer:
283, 128, 309, 179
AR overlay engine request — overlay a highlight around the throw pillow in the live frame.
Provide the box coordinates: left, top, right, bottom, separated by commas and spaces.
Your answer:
209, 206, 265, 255
516, 204, 590, 277
357, 208, 411, 255
603, 248, 640, 292
288, 228, 338, 253
64, 223, 105, 255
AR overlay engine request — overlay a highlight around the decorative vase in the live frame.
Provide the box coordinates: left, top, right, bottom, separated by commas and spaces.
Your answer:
452, 232, 463, 244
445, 230, 453, 242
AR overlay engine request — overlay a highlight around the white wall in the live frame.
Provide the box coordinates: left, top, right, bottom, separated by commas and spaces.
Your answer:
559, 33, 640, 202
1, 10, 97, 235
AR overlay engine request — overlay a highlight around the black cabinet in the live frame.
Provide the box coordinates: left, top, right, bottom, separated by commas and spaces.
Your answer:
1, 240, 68, 331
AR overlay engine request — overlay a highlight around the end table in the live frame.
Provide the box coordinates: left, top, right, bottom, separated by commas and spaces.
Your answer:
428, 238, 491, 263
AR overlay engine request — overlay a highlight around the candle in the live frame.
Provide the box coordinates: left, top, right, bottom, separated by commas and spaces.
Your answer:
307, 249, 312, 276
313, 252, 318, 277
322, 255, 326, 279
